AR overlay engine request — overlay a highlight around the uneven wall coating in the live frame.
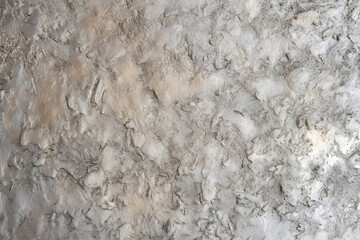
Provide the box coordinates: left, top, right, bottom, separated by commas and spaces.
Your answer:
1, 0, 360, 239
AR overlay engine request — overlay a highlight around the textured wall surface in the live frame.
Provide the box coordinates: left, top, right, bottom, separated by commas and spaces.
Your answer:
1, 0, 360, 239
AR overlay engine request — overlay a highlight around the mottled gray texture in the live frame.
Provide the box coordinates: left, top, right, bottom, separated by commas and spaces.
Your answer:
1, 0, 360, 239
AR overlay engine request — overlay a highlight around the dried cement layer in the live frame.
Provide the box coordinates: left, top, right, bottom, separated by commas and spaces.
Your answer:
1, 0, 360, 239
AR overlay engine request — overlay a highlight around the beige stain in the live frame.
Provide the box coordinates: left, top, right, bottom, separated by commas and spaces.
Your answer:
305, 130, 324, 147
125, 191, 173, 224
148, 56, 211, 104
105, 83, 146, 118
115, 60, 139, 88
31, 71, 66, 130
304, 129, 335, 149
81, 5, 119, 42
4, 57, 89, 137
77, 5, 219, 127
69, 56, 90, 86
78, 5, 147, 122
127, 194, 152, 217
103, 60, 147, 121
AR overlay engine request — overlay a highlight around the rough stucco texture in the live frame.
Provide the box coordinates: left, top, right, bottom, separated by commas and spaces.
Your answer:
1, 0, 360, 239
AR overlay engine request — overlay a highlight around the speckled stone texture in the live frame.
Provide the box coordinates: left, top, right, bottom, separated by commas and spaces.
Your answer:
1, 0, 360, 239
